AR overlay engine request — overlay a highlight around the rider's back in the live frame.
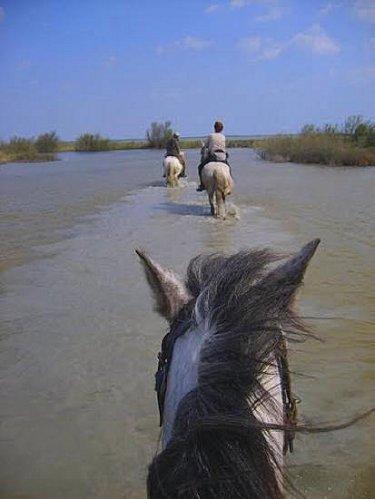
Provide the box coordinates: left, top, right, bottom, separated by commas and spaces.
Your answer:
205, 132, 226, 161
165, 137, 180, 157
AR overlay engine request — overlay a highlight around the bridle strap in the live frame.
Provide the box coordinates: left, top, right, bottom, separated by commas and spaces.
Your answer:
277, 334, 299, 455
155, 320, 189, 426
155, 324, 299, 455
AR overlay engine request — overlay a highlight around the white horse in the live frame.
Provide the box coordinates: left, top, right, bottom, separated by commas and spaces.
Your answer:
199, 148, 234, 219
163, 152, 186, 188
137, 240, 321, 497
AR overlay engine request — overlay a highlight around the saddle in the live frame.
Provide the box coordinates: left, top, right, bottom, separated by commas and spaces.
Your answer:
208, 149, 228, 164
154, 327, 298, 455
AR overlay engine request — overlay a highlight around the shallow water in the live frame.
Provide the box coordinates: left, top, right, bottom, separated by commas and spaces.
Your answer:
0, 149, 374, 498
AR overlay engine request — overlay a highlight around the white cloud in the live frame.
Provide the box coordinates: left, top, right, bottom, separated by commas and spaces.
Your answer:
182, 36, 212, 50
255, 4, 282, 21
237, 36, 283, 60
238, 36, 261, 52
318, 2, 337, 17
103, 55, 118, 68
238, 24, 340, 61
292, 24, 340, 55
230, 0, 247, 7
229, 0, 283, 21
0, 6, 5, 22
348, 65, 375, 85
205, 3, 220, 13
157, 36, 212, 54
354, 0, 375, 23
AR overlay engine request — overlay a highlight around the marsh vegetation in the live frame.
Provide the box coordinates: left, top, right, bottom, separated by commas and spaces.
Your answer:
0, 123, 256, 164
254, 116, 375, 166
2, 117, 373, 166
0, 134, 58, 163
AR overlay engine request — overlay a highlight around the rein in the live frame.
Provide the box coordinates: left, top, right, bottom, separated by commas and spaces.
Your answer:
276, 336, 299, 455
154, 321, 187, 426
154, 326, 298, 455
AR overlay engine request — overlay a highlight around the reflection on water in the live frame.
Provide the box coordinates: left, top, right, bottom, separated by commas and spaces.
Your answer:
0, 149, 374, 498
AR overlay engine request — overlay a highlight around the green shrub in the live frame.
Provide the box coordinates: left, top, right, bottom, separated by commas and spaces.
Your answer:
255, 134, 375, 166
354, 123, 375, 147
75, 133, 111, 152
146, 121, 173, 148
0, 135, 59, 163
35, 131, 59, 153
343, 115, 364, 136
227, 139, 255, 148
300, 124, 317, 135
255, 115, 375, 166
110, 140, 150, 150
3, 136, 39, 161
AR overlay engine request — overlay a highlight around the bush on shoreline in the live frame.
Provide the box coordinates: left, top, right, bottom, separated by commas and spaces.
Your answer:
254, 134, 375, 166
35, 131, 59, 153
3, 137, 39, 161
0, 136, 57, 163
255, 116, 375, 167
75, 133, 111, 152
2, 115, 372, 166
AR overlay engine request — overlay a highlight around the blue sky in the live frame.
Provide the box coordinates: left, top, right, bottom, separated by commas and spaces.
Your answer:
0, 0, 374, 139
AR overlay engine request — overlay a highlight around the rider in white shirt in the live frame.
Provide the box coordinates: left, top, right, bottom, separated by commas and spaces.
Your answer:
197, 121, 229, 191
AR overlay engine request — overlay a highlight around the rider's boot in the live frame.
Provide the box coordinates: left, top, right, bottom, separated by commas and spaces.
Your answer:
179, 167, 187, 178
197, 167, 206, 192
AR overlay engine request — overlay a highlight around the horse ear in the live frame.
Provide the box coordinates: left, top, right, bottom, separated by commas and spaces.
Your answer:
135, 249, 191, 322
266, 239, 320, 285
258, 239, 320, 303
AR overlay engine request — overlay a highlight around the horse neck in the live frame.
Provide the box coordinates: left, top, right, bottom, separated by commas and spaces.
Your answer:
150, 393, 284, 498
149, 326, 285, 498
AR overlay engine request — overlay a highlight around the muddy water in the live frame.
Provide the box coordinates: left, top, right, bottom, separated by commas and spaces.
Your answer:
0, 149, 374, 498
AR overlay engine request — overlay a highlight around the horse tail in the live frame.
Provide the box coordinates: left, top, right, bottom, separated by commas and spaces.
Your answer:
213, 168, 232, 197
166, 158, 180, 187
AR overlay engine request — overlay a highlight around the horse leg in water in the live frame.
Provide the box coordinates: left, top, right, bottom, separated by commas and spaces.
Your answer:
166, 161, 179, 188
215, 190, 226, 219
172, 173, 179, 188
168, 170, 176, 188
207, 188, 216, 216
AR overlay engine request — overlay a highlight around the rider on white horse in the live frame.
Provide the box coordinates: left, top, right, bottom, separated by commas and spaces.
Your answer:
197, 121, 231, 191
164, 132, 186, 178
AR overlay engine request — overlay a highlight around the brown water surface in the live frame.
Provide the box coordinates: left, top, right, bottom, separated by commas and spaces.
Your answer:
0, 149, 374, 498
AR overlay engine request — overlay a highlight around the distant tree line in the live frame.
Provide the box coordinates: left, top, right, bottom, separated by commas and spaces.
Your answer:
1, 116, 373, 166
74, 122, 177, 151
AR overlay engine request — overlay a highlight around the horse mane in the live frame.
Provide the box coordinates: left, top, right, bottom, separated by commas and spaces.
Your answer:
147, 249, 307, 498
